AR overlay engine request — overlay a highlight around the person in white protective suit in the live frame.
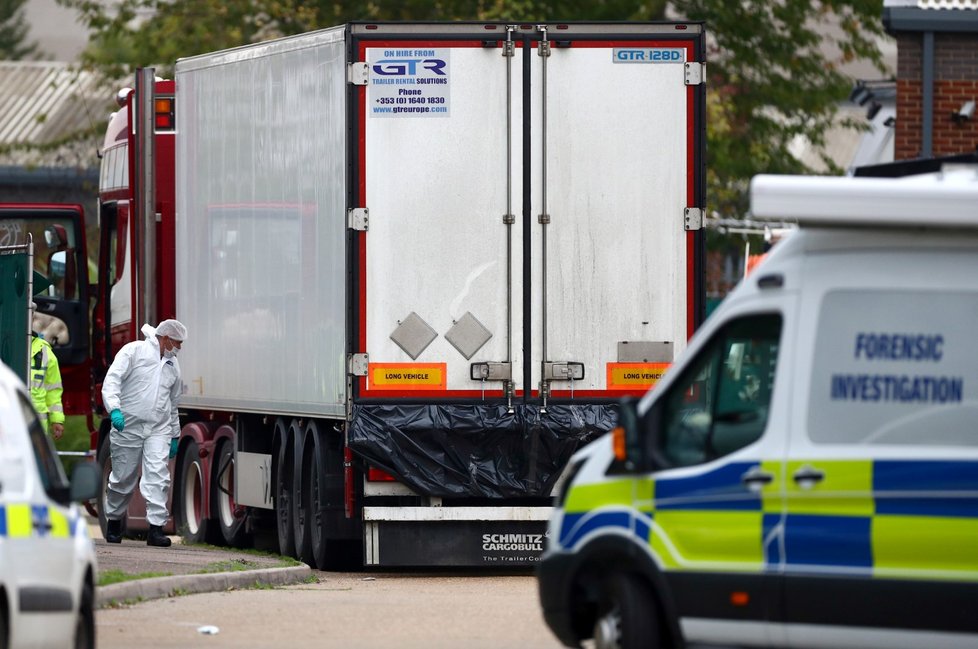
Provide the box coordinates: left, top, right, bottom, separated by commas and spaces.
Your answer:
101, 319, 187, 546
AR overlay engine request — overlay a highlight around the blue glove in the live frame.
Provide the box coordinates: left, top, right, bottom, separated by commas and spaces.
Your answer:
169, 438, 179, 459
110, 409, 125, 431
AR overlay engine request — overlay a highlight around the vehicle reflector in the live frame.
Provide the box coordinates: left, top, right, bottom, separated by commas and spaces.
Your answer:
730, 591, 749, 606
155, 97, 175, 130
612, 426, 626, 461
368, 467, 397, 482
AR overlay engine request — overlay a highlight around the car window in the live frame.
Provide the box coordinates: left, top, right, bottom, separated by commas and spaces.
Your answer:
657, 314, 782, 467
17, 391, 69, 496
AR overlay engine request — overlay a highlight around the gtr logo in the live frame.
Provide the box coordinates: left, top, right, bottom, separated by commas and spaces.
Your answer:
613, 48, 684, 62
372, 58, 447, 76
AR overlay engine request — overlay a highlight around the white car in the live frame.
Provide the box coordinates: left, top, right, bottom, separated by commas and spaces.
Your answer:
0, 361, 99, 649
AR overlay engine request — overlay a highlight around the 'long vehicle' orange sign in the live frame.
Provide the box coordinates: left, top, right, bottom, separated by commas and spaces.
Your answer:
368, 363, 447, 391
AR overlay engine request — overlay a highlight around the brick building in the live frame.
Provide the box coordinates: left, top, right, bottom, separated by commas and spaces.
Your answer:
884, 1, 978, 159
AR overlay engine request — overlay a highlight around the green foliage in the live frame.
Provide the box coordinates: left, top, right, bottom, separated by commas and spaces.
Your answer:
181, 541, 301, 565
98, 568, 172, 586
55, 0, 886, 222
57, 0, 668, 77
673, 0, 888, 219
0, 0, 37, 60
55, 414, 93, 475
196, 557, 297, 573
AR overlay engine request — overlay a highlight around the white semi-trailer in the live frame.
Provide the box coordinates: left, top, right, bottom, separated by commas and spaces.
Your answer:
163, 21, 706, 568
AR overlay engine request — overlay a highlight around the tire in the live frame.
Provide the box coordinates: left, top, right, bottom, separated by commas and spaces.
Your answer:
214, 440, 249, 548
292, 420, 314, 565
0, 590, 8, 649
274, 419, 296, 558
96, 437, 126, 539
303, 421, 330, 570
593, 573, 660, 649
73, 580, 95, 649
175, 439, 211, 544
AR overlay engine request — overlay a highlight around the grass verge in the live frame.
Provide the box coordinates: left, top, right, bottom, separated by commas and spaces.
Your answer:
98, 569, 172, 586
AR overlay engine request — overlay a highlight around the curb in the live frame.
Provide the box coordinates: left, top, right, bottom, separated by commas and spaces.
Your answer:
96, 565, 314, 608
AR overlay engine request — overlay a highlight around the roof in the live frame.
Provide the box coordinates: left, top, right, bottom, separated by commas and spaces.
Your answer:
0, 61, 109, 168
885, 0, 977, 8
749, 167, 978, 228
883, 0, 978, 31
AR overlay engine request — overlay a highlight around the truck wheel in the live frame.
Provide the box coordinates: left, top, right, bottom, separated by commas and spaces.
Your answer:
292, 421, 314, 565
274, 420, 296, 558
176, 439, 211, 544
594, 573, 660, 649
72, 580, 95, 649
214, 440, 249, 548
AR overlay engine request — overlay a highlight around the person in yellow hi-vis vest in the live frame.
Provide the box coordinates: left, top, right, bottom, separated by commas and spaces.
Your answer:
30, 332, 65, 440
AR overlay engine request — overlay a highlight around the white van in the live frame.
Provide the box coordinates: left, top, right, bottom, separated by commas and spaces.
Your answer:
538, 167, 978, 649
0, 361, 99, 649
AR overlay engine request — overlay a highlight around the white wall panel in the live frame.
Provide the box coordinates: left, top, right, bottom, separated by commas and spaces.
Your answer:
175, 27, 347, 416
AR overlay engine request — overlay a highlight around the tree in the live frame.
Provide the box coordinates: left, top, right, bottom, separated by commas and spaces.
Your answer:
673, 0, 888, 220
0, 0, 38, 59
58, 0, 886, 221
57, 0, 668, 77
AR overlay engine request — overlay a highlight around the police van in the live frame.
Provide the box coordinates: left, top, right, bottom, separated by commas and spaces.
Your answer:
0, 361, 99, 649
538, 167, 978, 649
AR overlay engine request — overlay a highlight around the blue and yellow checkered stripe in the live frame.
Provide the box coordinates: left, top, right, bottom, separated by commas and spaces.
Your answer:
0, 504, 75, 538
558, 460, 978, 580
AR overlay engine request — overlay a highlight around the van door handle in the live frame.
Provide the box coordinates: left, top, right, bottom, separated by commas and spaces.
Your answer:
793, 465, 825, 489
32, 519, 53, 533
741, 466, 774, 493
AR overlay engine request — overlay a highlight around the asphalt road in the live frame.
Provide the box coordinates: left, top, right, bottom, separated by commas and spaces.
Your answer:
96, 572, 565, 649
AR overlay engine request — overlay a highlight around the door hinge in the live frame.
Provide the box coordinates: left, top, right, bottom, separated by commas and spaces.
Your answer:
684, 207, 703, 231
348, 353, 368, 376
348, 207, 369, 231
685, 62, 704, 86
348, 62, 369, 86
470, 362, 512, 381
543, 362, 585, 381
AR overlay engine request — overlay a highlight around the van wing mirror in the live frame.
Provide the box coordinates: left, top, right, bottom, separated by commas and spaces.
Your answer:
69, 460, 100, 503
612, 396, 667, 473
612, 397, 645, 472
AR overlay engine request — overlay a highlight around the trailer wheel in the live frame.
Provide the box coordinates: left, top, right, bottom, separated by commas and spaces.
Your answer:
593, 572, 660, 649
303, 421, 333, 570
292, 420, 314, 565
176, 439, 211, 544
274, 420, 297, 558
214, 440, 248, 548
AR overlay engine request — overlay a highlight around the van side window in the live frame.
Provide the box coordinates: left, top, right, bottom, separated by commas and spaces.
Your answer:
658, 314, 782, 467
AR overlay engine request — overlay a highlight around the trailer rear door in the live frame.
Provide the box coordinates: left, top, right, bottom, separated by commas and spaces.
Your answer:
355, 24, 703, 402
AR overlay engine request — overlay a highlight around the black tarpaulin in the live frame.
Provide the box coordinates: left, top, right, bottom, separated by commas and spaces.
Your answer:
348, 403, 617, 498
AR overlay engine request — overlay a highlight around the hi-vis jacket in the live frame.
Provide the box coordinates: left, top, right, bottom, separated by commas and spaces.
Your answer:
30, 334, 64, 433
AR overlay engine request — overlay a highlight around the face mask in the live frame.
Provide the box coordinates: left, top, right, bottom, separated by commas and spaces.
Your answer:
164, 341, 180, 359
